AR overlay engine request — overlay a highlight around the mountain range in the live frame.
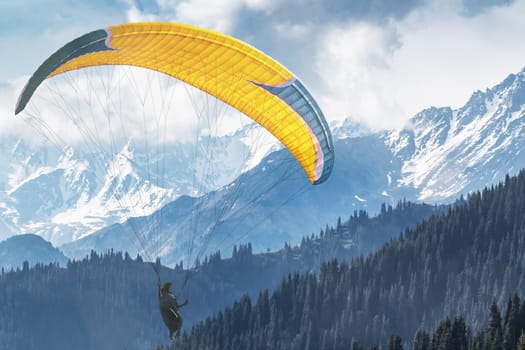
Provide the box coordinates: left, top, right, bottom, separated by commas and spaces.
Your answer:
1, 168, 524, 350
1, 67, 525, 267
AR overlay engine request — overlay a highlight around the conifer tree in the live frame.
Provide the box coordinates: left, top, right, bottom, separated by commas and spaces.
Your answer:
451, 317, 468, 350
517, 332, 525, 350
413, 330, 430, 350
488, 299, 504, 350
503, 294, 522, 350
388, 335, 403, 350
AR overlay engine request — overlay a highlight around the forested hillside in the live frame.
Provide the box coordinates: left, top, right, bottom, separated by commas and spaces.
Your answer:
168, 170, 525, 349
351, 294, 525, 350
0, 201, 438, 350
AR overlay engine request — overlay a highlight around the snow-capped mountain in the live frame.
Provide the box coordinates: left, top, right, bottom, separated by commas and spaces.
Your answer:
385, 68, 525, 202
0, 140, 175, 244
61, 136, 403, 266
3, 67, 525, 265
0, 125, 278, 246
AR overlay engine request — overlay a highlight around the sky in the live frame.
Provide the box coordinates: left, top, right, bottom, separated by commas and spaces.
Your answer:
1, 0, 524, 133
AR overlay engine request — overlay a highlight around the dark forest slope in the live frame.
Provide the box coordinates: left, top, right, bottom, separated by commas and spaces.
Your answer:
169, 171, 525, 349
0, 201, 439, 350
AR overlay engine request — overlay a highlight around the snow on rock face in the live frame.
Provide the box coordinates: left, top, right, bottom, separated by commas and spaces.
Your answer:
330, 118, 373, 139
0, 123, 272, 246
384, 68, 525, 202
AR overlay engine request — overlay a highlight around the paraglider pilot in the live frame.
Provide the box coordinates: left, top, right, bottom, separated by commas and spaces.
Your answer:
158, 276, 188, 339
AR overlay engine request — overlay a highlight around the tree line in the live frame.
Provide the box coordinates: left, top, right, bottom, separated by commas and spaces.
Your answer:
166, 271, 525, 350
0, 199, 437, 350
165, 170, 525, 349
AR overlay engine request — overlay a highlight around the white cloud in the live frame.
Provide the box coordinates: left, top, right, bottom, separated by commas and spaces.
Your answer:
3, 0, 525, 139
150, 0, 245, 33
244, 0, 278, 12
126, 0, 277, 33
124, 0, 158, 22
20, 68, 184, 143
388, 0, 525, 114
0, 78, 35, 140
274, 23, 312, 39
313, 0, 525, 130
315, 21, 405, 130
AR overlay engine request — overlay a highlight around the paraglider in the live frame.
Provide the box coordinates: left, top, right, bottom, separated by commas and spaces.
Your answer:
15, 22, 334, 185
15, 22, 335, 340
158, 278, 188, 339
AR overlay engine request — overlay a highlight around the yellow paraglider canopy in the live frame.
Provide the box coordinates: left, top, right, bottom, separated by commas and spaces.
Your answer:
16, 22, 334, 184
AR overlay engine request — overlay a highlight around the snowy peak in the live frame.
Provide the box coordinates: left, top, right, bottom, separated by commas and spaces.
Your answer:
330, 118, 373, 139
50, 143, 176, 242
411, 107, 452, 153
457, 90, 488, 125
0, 122, 276, 246
494, 70, 525, 113
387, 67, 525, 202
